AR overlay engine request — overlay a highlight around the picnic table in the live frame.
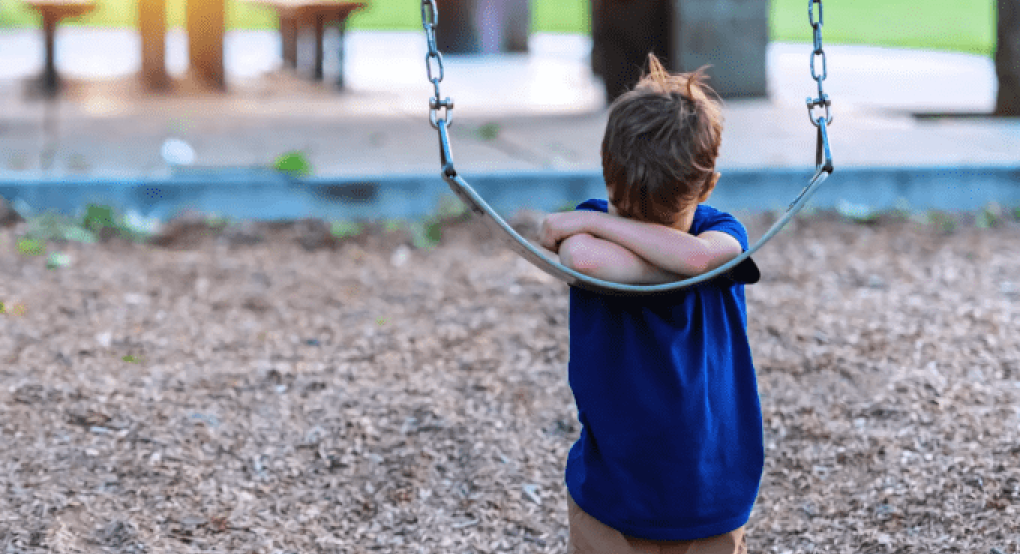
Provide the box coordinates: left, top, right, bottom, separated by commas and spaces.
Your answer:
23, 0, 97, 95
242, 0, 366, 88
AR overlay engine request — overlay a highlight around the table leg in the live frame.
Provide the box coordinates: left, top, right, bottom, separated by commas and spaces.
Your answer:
313, 14, 325, 81
281, 15, 298, 69
337, 19, 347, 90
42, 16, 59, 95
139, 0, 169, 90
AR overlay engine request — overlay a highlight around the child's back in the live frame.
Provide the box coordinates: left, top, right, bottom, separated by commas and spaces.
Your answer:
539, 55, 761, 553
566, 199, 762, 542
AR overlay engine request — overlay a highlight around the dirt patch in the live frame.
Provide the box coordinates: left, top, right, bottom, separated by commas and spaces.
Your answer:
1, 213, 1019, 553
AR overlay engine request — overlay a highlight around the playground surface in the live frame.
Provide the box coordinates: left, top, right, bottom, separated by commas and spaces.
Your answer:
1, 25, 1020, 554
1, 213, 1019, 552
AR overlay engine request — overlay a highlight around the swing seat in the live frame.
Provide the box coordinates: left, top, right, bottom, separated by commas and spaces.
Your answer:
419, 0, 834, 296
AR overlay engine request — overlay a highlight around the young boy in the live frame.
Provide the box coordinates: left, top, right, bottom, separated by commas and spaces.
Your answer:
539, 54, 762, 554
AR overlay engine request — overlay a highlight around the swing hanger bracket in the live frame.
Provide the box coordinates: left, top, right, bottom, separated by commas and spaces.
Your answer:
807, 93, 832, 126
422, 0, 454, 130
806, 0, 833, 127
416, 0, 837, 296
429, 96, 455, 129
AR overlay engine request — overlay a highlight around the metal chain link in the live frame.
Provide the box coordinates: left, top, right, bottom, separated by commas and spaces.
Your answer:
421, 0, 454, 129
807, 0, 833, 126
414, 0, 833, 295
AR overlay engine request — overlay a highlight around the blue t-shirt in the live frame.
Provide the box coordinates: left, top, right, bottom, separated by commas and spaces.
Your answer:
565, 199, 763, 541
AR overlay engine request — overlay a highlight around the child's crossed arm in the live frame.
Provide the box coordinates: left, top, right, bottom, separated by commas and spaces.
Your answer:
539, 210, 742, 285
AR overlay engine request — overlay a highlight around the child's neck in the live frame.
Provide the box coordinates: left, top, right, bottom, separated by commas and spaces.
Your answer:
674, 207, 697, 233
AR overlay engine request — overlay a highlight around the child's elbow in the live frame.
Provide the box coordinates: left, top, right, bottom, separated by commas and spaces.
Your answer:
559, 235, 604, 275
699, 242, 743, 274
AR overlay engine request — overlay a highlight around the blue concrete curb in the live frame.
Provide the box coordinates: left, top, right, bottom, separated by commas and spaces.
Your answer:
1, 165, 1018, 221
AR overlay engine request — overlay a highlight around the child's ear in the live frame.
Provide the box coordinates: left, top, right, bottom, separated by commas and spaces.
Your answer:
699, 172, 720, 202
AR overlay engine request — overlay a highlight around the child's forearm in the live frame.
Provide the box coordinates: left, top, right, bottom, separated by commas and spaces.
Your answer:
580, 212, 735, 276
559, 233, 683, 284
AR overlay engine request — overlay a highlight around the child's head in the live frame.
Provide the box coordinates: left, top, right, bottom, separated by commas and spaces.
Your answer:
601, 54, 723, 227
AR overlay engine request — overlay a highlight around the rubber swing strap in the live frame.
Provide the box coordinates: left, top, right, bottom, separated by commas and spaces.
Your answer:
435, 118, 834, 297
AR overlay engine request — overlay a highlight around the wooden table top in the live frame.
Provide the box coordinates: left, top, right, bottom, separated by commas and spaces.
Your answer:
24, 0, 96, 8
240, 0, 366, 20
23, 0, 96, 17
241, 0, 365, 11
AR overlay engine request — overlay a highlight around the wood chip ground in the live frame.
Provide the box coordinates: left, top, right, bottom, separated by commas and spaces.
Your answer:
1, 212, 1018, 553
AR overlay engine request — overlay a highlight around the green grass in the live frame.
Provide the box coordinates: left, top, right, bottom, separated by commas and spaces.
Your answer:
0, 0, 995, 55
770, 0, 995, 55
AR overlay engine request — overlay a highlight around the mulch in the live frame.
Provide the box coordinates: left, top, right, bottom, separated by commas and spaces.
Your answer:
1, 210, 1018, 553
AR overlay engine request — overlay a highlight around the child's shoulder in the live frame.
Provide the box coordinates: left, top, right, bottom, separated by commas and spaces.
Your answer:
575, 199, 608, 213
693, 203, 733, 220
692, 204, 747, 238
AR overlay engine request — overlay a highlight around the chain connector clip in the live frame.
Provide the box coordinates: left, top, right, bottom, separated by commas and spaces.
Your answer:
429, 97, 455, 129
806, 94, 832, 126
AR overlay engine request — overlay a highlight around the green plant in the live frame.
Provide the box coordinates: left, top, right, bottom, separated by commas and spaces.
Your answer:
46, 252, 71, 269
0, 302, 5, 314
330, 220, 364, 239
976, 202, 1003, 229
892, 197, 912, 220
122, 355, 141, 363
836, 199, 878, 224
926, 211, 957, 235
410, 219, 442, 249
1013, 206, 1020, 221
436, 194, 468, 220
273, 151, 313, 178
23, 211, 96, 244
118, 211, 160, 242
477, 122, 501, 141
26, 212, 67, 242
82, 204, 117, 234
63, 227, 97, 244
17, 237, 45, 256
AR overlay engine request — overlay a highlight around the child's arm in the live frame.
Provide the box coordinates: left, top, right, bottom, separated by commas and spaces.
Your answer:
541, 210, 742, 279
558, 233, 683, 284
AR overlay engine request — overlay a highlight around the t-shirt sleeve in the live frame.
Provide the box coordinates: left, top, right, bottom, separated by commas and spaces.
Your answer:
698, 207, 761, 285
575, 199, 609, 213
698, 208, 749, 251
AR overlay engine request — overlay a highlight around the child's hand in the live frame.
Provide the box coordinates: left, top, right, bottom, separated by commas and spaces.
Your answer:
540, 211, 594, 251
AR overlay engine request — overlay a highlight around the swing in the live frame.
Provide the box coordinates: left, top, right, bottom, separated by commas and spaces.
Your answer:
420, 0, 834, 296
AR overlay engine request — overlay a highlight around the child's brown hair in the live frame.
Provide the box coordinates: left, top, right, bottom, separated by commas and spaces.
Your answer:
601, 54, 723, 227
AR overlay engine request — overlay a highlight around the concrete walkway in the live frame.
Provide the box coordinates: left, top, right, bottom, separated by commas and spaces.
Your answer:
0, 28, 1017, 219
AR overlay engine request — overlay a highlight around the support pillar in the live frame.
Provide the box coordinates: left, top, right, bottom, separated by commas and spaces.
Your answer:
187, 0, 226, 90
995, 0, 1020, 116
139, 0, 169, 90
672, 0, 769, 98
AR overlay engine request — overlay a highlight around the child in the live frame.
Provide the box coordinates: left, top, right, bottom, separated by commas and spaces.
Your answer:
539, 54, 762, 554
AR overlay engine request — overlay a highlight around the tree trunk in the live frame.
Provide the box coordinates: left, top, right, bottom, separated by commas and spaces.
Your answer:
995, 0, 1020, 116
436, 0, 479, 54
590, 0, 672, 103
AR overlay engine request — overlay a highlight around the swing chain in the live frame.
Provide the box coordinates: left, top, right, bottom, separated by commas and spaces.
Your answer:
422, 0, 454, 129
807, 0, 832, 127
